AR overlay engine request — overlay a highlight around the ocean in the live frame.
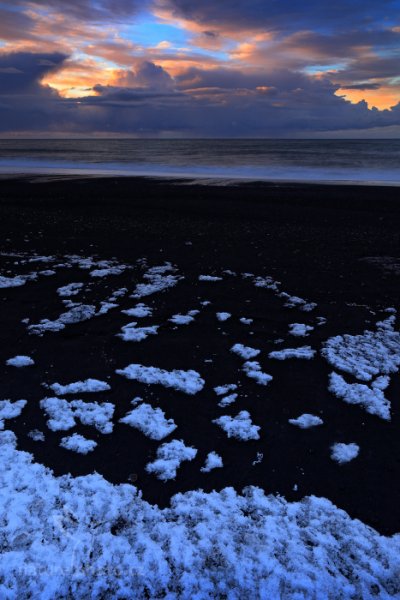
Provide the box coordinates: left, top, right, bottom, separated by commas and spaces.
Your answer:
0, 138, 399, 185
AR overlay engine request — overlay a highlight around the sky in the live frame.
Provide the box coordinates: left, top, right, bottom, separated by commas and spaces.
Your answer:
0, 0, 399, 137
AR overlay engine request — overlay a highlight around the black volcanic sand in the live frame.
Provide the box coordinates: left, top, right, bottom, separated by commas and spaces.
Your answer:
0, 175, 399, 535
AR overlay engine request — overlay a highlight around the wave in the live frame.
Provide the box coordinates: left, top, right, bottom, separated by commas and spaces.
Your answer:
0, 158, 399, 186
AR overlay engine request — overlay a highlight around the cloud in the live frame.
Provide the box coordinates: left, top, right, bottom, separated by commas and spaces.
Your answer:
114, 61, 176, 90
13, 0, 147, 23
342, 83, 382, 90
2, 52, 398, 137
153, 1, 400, 111
0, 8, 36, 41
264, 29, 400, 64
0, 52, 68, 132
334, 55, 400, 82
0, 0, 399, 136
157, 0, 399, 34
0, 52, 67, 94
0, 2, 148, 59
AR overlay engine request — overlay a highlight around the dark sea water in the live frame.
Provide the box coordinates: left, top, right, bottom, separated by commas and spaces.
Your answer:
0, 139, 399, 184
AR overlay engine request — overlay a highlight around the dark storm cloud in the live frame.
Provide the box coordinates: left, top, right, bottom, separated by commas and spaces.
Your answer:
174, 67, 332, 93
334, 55, 400, 83
81, 78, 400, 136
90, 61, 178, 103
0, 52, 68, 132
342, 83, 382, 90
115, 61, 176, 90
274, 29, 400, 61
0, 52, 399, 135
0, 52, 67, 94
158, 0, 399, 32
91, 85, 181, 104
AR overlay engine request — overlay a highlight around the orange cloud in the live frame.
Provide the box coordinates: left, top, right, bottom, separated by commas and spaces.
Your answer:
41, 59, 120, 97
152, 56, 218, 76
41, 45, 220, 97
0, 6, 123, 59
2, 1, 398, 118
337, 85, 400, 110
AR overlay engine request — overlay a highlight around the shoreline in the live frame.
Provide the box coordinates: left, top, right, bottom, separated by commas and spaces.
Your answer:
1, 170, 400, 187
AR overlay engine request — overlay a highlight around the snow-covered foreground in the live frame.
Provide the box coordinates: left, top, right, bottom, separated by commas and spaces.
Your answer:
1, 431, 399, 599
0, 250, 400, 596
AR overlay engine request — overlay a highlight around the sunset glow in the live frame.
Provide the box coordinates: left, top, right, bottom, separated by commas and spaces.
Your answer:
0, 0, 399, 135
337, 86, 400, 110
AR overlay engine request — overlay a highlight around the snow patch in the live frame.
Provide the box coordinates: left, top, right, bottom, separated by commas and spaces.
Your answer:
109, 287, 127, 300
243, 361, 273, 386
269, 347, 316, 360
328, 372, 391, 420
201, 451, 223, 472
169, 310, 199, 326
218, 393, 238, 407
120, 403, 176, 440
57, 283, 84, 297
40, 398, 114, 433
289, 414, 324, 429
69, 400, 114, 434
214, 383, 237, 396
213, 411, 260, 441
289, 323, 314, 337
240, 317, 253, 325
118, 321, 159, 342
301, 303, 318, 312
253, 276, 280, 292
116, 364, 205, 395
40, 398, 75, 431
198, 275, 222, 282
48, 379, 111, 395
122, 303, 152, 318
0, 400, 27, 430
146, 439, 197, 481
0, 275, 28, 288
216, 312, 231, 322
90, 265, 126, 278
331, 442, 360, 464
96, 301, 118, 315
322, 317, 400, 382
28, 304, 96, 335
27, 429, 45, 442
279, 292, 317, 312
60, 433, 97, 454
132, 263, 180, 298
6, 355, 34, 367
231, 343, 260, 360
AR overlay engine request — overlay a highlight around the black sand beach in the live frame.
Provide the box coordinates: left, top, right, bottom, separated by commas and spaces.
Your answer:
0, 176, 399, 535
